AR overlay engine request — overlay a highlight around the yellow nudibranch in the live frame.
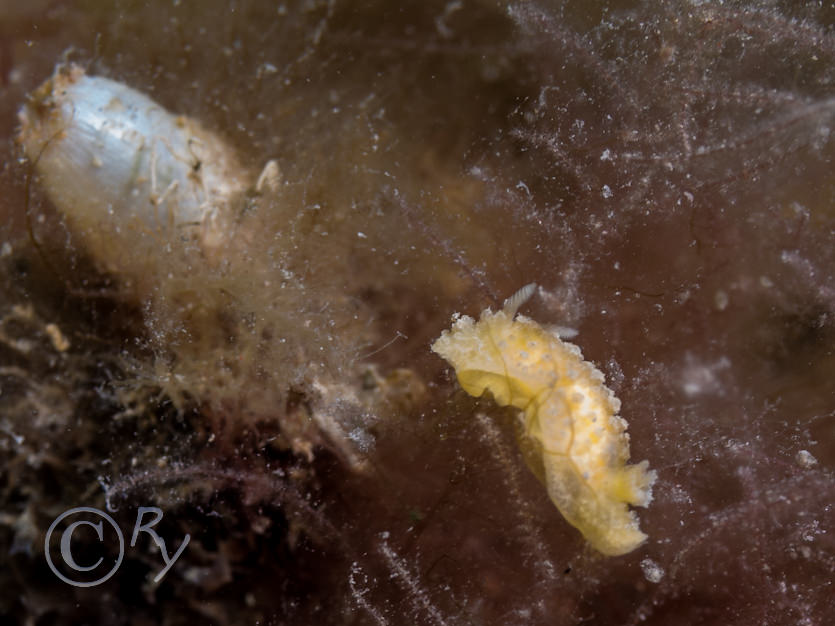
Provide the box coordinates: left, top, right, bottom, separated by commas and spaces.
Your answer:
432, 285, 656, 556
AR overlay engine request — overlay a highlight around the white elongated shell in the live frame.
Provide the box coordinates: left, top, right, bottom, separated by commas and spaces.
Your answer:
17, 64, 251, 280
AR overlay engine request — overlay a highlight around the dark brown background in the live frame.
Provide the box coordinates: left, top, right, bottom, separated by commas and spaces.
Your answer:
0, 1, 833, 624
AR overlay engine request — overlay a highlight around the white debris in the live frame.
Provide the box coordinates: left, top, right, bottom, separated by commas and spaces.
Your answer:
640, 558, 665, 583
795, 450, 818, 469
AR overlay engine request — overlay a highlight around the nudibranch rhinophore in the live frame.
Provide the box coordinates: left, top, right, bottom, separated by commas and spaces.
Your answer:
432, 284, 656, 556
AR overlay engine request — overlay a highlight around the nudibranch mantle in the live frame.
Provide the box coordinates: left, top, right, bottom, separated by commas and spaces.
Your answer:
432, 285, 656, 556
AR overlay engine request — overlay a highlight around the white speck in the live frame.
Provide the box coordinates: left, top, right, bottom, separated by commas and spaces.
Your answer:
553, 325, 578, 339
602, 185, 613, 199
0, 242, 12, 257
516, 180, 532, 196
0, 424, 24, 446
681, 354, 731, 397
357, 231, 367, 239
714, 290, 729, 311
256, 62, 278, 78
348, 427, 374, 453
759, 276, 773, 288
640, 558, 665, 583
600, 148, 611, 161
795, 449, 818, 469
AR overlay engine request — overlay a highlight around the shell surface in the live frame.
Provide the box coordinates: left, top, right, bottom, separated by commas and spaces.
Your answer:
17, 64, 251, 279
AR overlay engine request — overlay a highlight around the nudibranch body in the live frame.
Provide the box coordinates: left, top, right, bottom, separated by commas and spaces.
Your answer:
432, 285, 656, 556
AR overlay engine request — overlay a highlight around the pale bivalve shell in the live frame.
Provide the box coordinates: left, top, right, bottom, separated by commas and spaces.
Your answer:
17, 64, 252, 282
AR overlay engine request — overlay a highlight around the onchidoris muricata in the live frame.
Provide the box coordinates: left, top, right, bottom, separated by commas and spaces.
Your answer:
432, 285, 656, 556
